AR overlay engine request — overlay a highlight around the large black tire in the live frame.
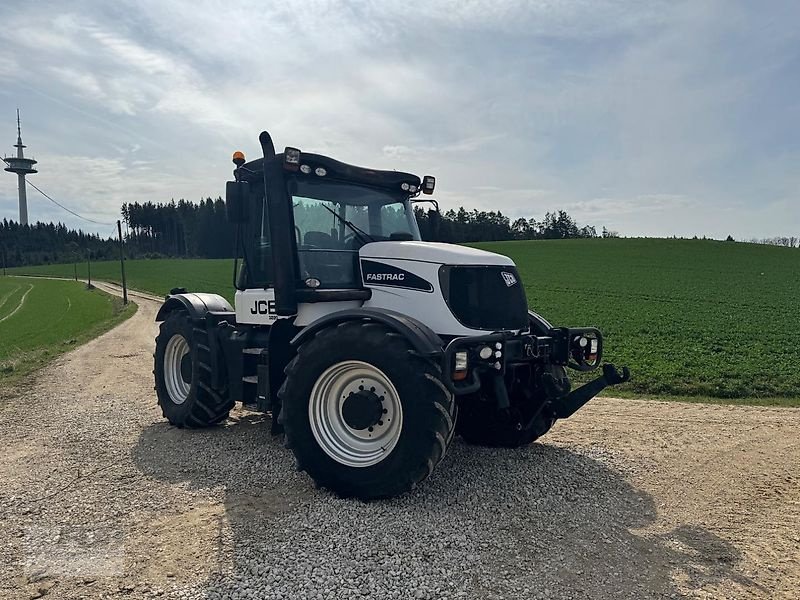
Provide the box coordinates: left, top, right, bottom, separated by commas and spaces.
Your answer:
154, 311, 233, 428
278, 321, 456, 499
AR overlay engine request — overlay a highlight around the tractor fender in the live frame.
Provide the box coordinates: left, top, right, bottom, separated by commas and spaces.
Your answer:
528, 310, 554, 336
155, 292, 234, 322
292, 308, 444, 358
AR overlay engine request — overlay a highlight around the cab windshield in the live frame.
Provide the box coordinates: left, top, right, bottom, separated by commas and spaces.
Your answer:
289, 177, 420, 288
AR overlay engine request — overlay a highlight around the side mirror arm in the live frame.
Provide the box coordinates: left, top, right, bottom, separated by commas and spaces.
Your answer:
412, 198, 440, 214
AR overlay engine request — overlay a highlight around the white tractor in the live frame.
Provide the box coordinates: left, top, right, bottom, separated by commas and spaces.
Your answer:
154, 131, 630, 499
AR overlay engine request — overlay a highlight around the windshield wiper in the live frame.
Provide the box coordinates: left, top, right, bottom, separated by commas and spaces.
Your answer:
321, 204, 374, 245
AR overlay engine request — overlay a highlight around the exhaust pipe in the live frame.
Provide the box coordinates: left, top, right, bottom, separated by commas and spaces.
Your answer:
260, 131, 298, 316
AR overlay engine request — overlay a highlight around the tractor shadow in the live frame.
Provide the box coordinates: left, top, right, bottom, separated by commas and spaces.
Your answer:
132, 410, 760, 599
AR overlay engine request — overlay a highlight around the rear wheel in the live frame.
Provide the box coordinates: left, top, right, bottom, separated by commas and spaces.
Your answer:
278, 321, 456, 499
154, 311, 233, 427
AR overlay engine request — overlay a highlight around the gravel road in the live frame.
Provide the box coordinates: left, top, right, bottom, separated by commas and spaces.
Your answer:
1, 287, 798, 600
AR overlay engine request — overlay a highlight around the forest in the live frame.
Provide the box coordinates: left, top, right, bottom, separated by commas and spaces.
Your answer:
3, 197, 608, 268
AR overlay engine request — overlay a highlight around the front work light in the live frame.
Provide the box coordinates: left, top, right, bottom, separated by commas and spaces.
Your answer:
422, 175, 436, 194
589, 338, 599, 362
453, 351, 468, 381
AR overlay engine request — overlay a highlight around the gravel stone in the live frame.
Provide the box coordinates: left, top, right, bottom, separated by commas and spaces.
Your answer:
0, 284, 798, 599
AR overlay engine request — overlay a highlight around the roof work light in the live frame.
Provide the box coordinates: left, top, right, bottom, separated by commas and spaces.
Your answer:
284, 147, 301, 171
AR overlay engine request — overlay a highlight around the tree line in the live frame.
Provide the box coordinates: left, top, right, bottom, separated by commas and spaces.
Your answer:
122, 200, 608, 254
122, 198, 234, 258
0, 203, 617, 267
0, 220, 118, 268
1, 199, 615, 267
0, 197, 235, 267
5, 196, 799, 269
746, 236, 799, 248
415, 207, 616, 242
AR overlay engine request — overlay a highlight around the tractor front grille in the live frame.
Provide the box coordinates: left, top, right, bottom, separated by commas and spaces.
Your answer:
439, 265, 528, 331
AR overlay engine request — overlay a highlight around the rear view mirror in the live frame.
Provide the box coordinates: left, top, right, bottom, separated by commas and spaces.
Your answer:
226, 181, 250, 223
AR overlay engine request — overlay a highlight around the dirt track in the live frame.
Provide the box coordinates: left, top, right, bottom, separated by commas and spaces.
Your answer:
1, 287, 798, 599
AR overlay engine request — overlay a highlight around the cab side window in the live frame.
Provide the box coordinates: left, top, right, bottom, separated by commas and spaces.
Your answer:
238, 189, 273, 289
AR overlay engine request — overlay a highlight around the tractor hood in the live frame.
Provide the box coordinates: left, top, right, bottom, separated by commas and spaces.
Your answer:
359, 241, 514, 267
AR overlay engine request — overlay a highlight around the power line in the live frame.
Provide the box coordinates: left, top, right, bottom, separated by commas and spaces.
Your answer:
27, 181, 115, 227
3, 155, 116, 226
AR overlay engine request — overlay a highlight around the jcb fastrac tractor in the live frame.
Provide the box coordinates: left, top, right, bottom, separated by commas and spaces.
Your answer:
154, 131, 630, 499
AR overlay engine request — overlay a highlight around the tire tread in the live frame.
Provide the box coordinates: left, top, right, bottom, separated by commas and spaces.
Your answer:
154, 311, 233, 428
279, 320, 455, 499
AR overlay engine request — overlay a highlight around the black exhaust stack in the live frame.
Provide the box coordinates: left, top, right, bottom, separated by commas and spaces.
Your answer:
260, 131, 298, 316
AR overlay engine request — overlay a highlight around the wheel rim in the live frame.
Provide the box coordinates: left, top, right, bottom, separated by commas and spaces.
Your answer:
164, 334, 191, 405
308, 360, 403, 468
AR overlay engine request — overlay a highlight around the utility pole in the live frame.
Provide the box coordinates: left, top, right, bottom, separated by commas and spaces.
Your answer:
1, 245, 6, 276
86, 250, 92, 288
117, 220, 128, 304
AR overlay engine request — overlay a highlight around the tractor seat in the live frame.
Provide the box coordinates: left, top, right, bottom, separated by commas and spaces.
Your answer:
304, 231, 336, 248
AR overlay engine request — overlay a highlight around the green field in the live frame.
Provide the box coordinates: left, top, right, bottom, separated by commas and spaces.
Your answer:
9, 239, 800, 402
473, 239, 799, 402
8, 259, 236, 303
0, 277, 136, 387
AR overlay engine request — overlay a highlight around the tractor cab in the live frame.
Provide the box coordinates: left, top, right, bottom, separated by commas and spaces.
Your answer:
226, 132, 436, 319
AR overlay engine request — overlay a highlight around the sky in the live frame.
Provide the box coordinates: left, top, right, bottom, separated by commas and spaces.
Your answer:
0, 0, 798, 239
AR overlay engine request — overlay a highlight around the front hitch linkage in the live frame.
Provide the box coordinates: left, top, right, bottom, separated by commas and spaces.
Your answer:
547, 363, 631, 419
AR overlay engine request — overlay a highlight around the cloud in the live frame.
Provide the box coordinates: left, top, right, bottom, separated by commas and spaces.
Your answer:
48, 67, 107, 103
382, 135, 504, 160
0, 55, 18, 79
0, 0, 799, 239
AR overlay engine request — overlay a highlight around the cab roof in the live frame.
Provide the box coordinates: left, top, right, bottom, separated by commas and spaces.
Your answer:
238, 152, 421, 192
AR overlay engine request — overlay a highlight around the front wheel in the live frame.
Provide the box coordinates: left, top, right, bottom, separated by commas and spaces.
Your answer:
278, 321, 456, 499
